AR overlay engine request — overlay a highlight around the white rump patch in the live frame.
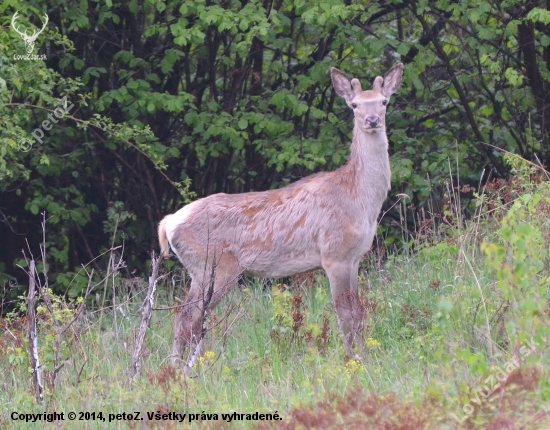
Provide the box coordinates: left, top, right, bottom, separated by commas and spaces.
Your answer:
164, 200, 200, 246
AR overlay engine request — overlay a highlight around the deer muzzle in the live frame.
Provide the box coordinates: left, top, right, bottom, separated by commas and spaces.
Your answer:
366, 115, 380, 128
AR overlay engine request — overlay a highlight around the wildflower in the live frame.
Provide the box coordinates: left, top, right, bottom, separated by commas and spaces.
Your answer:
344, 359, 363, 375
196, 350, 216, 368
366, 337, 382, 348
223, 365, 234, 381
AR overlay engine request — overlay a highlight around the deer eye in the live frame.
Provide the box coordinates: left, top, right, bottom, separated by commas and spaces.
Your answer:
351, 103, 357, 109
382, 100, 388, 106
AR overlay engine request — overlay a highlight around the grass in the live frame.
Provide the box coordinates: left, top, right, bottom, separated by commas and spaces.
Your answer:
1, 164, 550, 429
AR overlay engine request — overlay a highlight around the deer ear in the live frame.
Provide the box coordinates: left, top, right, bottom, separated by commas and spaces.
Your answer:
381, 63, 403, 97
331, 68, 355, 102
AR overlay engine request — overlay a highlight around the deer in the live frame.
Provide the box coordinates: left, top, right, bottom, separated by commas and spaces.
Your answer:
11, 11, 49, 54
158, 63, 403, 371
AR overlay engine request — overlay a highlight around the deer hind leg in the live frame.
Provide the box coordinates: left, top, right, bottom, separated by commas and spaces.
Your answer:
172, 253, 241, 368
172, 277, 203, 366
323, 260, 362, 360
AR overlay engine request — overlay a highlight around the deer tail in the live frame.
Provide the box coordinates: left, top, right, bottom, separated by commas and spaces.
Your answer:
158, 215, 173, 259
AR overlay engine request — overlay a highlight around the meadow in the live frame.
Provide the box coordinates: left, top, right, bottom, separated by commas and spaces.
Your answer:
1, 158, 549, 429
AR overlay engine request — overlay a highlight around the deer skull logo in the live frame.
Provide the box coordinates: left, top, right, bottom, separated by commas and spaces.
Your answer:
11, 12, 49, 54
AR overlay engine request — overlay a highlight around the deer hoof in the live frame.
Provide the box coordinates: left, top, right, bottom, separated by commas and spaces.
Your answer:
345, 353, 362, 362
182, 365, 198, 378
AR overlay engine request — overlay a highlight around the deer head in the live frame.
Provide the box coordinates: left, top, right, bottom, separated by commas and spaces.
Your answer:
11, 12, 49, 54
331, 64, 403, 134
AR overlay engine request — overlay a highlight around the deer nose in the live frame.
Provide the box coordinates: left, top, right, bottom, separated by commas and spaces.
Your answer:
366, 116, 380, 128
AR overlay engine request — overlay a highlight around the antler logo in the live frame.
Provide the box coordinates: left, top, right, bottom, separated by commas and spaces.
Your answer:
11, 11, 49, 54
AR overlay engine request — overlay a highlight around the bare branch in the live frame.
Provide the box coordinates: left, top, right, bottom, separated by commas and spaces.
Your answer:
27, 260, 44, 403
130, 253, 163, 378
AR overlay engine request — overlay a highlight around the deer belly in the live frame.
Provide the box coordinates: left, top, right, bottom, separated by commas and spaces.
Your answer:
243, 249, 322, 278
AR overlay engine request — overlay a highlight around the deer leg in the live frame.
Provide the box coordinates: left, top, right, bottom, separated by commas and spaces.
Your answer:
172, 278, 202, 366
323, 260, 361, 360
172, 256, 241, 369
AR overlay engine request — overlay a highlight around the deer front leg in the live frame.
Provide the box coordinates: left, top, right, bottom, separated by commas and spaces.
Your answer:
324, 260, 362, 360
349, 261, 365, 353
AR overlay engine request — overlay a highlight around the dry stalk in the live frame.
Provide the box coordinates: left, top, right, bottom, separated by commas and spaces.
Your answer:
27, 259, 44, 403
130, 252, 163, 378
21, 214, 99, 398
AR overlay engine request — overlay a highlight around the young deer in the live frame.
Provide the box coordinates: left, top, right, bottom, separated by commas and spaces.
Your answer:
159, 63, 403, 368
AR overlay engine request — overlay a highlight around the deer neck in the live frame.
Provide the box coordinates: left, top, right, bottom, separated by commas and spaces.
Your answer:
337, 125, 391, 207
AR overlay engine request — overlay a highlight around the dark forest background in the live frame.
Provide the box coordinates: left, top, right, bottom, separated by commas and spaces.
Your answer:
1, 0, 550, 298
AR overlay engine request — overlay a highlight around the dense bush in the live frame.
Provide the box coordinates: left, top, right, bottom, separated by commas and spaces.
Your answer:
2, 0, 550, 296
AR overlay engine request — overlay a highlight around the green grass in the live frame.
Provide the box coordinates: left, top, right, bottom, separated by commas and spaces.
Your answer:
2, 169, 550, 429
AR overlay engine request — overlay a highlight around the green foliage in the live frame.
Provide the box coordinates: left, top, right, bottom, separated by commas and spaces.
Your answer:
3, 0, 550, 293
269, 284, 333, 353
270, 286, 295, 334
5, 287, 86, 403
481, 156, 550, 345
419, 242, 459, 262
